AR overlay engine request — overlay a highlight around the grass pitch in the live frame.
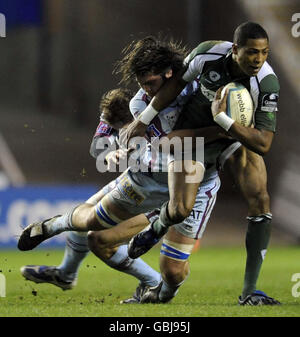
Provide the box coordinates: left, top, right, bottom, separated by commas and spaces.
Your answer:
0, 245, 300, 317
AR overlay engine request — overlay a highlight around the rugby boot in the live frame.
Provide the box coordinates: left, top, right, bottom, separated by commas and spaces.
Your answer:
238, 290, 281, 305
20, 265, 77, 290
18, 216, 61, 251
120, 282, 151, 304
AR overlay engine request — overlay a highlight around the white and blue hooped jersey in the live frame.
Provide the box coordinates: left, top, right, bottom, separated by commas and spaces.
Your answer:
129, 81, 199, 171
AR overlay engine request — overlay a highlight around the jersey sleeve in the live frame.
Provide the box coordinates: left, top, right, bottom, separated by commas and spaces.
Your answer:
89, 120, 118, 159
254, 74, 280, 132
129, 90, 149, 119
182, 41, 228, 83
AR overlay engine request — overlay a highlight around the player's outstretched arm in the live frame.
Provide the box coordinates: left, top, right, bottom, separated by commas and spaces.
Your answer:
164, 126, 226, 147
125, 70, 187, 142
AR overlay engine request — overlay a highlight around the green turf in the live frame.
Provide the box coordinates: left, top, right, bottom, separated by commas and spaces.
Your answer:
0, 245, 299, 317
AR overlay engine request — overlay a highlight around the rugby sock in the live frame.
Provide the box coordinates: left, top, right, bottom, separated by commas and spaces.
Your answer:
105, 244, 161, 286
44, 207, 77, 236
152, 202, 172, 237
159, 281, 180, 302
241, 214, 272, 299
58, 231, 89, 282
159, 274, 189, 303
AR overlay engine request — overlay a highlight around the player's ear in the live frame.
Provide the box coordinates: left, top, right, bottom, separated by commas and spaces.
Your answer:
165, 68, 173, 79
232, 44, 238, 55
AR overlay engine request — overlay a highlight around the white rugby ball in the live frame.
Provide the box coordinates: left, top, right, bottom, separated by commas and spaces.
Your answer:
221, 82, 253, 127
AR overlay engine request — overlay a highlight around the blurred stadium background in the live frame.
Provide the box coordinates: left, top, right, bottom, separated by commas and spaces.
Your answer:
0, 0, 299, 248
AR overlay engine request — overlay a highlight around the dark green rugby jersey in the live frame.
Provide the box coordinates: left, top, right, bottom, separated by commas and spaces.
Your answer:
176, 40, 280, 132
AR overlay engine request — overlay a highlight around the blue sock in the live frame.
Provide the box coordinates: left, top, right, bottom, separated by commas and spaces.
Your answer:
106, 244, 161, 286
58, 231, 89, 282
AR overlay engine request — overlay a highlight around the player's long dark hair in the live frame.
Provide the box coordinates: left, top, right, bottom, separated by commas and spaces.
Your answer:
114, 35, 189, 85
100, 88, 133, 127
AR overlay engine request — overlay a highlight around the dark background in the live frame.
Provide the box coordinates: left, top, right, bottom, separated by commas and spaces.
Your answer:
0, 0, 299, 244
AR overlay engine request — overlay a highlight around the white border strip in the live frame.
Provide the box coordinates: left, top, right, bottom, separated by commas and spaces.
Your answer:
0, 133, 26, 186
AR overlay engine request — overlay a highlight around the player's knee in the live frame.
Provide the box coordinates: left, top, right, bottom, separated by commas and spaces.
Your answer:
161, 261, 188, 286
168, 202, 191, 224
73, 204, 96, 229
87, 230, 104, 250
256, 190, 270, 209
247, 189, 270, 213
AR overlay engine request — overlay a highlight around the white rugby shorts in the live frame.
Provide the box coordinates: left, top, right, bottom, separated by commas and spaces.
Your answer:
102, 168, 220, 239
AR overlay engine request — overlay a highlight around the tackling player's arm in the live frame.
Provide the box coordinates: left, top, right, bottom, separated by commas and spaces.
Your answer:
140, 41, 222, 125
90, 121, 116, 158
165, 125, 226, 146
126, 68, 188, 140
126, 41, 222, 141
147, 68, 188, 118
89, 121, 124, 172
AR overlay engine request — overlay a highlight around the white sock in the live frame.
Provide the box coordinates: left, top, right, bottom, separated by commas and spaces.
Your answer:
44, 208, 76, 236
58, 231, 89, 282
106, 244, 161, 286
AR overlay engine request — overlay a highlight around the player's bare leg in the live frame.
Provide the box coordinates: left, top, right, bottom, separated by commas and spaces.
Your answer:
17, 186, 134, 251
140, 226, 196, 303
88, 213, 161, 303
88, 214, 150, 251
128, 160, 204, 258
225, 146, 280, 305
19, 190, 108, 287
20, 193, 161, 297
167, 160, 204, 223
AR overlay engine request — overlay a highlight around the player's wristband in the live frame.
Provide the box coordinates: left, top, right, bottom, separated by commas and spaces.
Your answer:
138, 103, 159, 125
214, 112, 234, 132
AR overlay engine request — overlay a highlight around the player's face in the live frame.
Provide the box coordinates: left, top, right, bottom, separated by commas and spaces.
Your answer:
233, 38, 269, 76
136, 72, 165, 98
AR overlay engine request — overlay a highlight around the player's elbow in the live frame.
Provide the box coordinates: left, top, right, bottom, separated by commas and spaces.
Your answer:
254, 143, 271, 156
253, 135, 273, 155
248, 143, 269, 156
87, 231, 116, 260
241, 129, 274, 156
87, 230, 108, 251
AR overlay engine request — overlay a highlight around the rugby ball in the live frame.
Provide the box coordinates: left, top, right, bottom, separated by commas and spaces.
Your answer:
221, 82, 253, 127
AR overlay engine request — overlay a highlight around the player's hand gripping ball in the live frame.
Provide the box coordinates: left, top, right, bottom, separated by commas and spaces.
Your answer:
220, 82, 254, 127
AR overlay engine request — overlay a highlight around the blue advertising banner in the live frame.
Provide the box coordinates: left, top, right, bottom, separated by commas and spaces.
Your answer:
0, 185, 98, 248
0, 0, 43, 27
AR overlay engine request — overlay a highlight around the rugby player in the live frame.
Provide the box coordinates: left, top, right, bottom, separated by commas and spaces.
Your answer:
19, 88, 161, 298
126, 22, 280, 305
19, 65, 221, 304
